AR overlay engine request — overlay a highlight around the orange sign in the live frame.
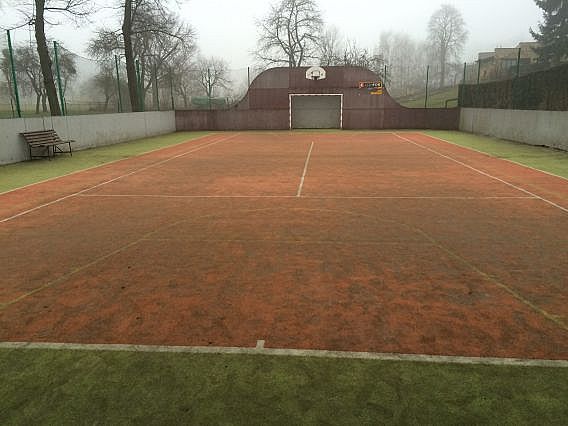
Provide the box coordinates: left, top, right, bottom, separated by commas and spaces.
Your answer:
359, 81, 384, 95
358, 81, 383, 89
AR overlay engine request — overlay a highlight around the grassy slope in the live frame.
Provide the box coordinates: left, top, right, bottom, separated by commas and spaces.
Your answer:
0, 132, 210, 194
425, 131, 568, 179
395, 86, 459, 109
1, 349, 567, 425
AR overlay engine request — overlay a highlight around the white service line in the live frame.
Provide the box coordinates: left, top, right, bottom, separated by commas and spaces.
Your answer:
394, 133, 568, 214
79, 194, 299, 199
0, 134, 238, 224
297, 142, 315, 197
1, 341, 566, 368
78, 194, 537, 200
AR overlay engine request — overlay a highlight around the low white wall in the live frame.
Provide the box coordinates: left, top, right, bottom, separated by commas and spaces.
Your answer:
460, 108, 568, 151
0, 111, 176, 165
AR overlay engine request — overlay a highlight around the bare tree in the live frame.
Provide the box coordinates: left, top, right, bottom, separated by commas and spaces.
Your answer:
2, 42, 75, 113
10, 0, 92, 115
255, 0, 323, 67
427, 4, 467, 88
168, 47, 198, 108
341, 40, 383, 73
104, 1, 194, 111
196, 56, 229, 108
87, 64, 118, 112
376, 31, 429, 97
318, 25, 343, 66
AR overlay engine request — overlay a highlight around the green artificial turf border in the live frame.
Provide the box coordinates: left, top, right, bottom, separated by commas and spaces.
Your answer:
0, 131, 210, 194
425, 131, 568, 180
1, 349, 567, 425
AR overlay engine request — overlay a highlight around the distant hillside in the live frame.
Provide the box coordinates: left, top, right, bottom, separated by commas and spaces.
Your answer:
394, 86, 459, 108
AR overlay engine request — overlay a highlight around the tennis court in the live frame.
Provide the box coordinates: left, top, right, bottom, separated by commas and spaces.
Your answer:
1, 131, 567, 361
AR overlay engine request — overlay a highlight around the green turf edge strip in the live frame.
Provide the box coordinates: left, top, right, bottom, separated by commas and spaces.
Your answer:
423, 130, 568, 181
1, 342, 566, 368
2, 348, 567, 425
0, 131, 212, 195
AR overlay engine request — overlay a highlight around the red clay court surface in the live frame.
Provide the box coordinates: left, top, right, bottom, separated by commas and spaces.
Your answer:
1, 132, 567, 360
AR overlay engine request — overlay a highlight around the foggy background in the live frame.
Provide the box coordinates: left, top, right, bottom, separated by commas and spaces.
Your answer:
2, 0, 543, 67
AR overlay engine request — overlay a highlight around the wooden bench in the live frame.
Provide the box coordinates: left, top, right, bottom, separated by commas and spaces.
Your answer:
20, 129, 75, 160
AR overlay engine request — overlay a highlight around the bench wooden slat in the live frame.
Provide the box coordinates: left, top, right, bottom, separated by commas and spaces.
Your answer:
20, 129, 75, 160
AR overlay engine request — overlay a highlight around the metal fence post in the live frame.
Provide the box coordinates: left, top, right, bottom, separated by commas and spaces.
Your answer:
154, 63, 160, 111
6, 30, 22, 118
115, 55, 123, 112
169, 69, 175, 110
463, 62, 467, 84
516, 48, 521, 78
207, 68, 212, 110
136, 59, 144, 112
424, 65, 430, 109
477, 60, 481, 84
53, 41, 66, 116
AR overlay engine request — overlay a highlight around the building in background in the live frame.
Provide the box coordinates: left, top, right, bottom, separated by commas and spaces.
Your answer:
478, 42, 541, 81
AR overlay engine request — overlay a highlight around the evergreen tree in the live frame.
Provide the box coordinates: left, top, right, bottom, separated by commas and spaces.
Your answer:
531, 0, 568, 63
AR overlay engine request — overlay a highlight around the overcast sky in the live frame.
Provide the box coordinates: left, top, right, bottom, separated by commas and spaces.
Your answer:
2, 0, 543, 69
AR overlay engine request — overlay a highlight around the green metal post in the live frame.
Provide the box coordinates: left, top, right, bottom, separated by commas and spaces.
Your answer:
463, 62, 467, 84
6, 30, 22, 118
53, 41, 66, 116
115, 55, 123, 112
136, 59, 144, 112
516, 48, 521, 78
154, 63, 160, 111
477, 60, 481, 84
169, 69, 175, 110
424, 65, 430, 109
207, 68, 212, 110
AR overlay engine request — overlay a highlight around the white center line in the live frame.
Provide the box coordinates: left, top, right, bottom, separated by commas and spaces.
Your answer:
297, 142, 315, 197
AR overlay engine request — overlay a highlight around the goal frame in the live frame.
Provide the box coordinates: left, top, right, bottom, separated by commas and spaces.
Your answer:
289, 94, 344, 130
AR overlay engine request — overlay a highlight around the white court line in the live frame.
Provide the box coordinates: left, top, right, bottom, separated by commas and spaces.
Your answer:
394, 133, 568, 214
1, 341, 566, 368
78, 194, 537, 201
423, 133, 568, 183
297, 142, 315, 197
0, 133, 217, 198
0, 134, 238, 224
142, 238, 435, 245
79, 194, 298, 199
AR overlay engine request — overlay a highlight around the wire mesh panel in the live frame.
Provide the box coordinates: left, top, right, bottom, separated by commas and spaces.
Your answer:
0, 31, 14, 118
0, 26, 269, 119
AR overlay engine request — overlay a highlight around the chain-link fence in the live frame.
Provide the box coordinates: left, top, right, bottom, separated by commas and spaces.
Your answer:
461, 56, 558, 86
0, 27, 264, 119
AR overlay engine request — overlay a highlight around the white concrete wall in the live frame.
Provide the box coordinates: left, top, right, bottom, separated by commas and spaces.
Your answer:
460, 108, 568, 151
0, 111, 176, 165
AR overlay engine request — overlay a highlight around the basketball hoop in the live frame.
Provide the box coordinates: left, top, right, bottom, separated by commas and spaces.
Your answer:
306, 66, 326, 81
